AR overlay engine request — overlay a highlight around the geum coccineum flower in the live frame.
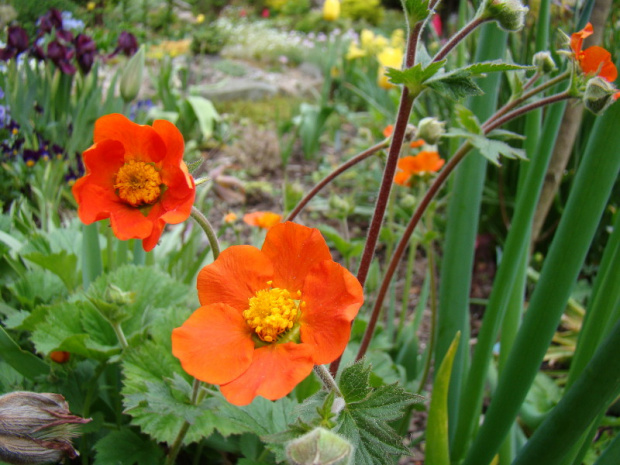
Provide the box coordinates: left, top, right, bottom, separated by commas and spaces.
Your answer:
172, 222, 364, 406
243, 211, 282, 229
72, 114, 195, 251
394, 151, 445, 187
570, 22, 618, 82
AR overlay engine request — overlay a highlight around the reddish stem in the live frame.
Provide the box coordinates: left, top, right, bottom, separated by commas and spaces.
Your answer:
286, 141, 388, 222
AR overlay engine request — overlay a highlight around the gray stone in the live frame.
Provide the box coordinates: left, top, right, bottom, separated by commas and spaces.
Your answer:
191, 79, 279, 102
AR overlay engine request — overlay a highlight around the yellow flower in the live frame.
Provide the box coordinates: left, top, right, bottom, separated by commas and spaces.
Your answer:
377, 47, 404, 90
360, 29, 375, 50
323, 0, 340, 21
390, 29, 405, 48
86, 2, 96, 11
196, 13, 205, 24
372, 35, 389, 50
224, 212, 238, 223
346, 42, 366, 60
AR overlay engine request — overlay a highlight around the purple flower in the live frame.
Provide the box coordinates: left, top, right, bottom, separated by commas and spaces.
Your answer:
47, 40, 76, 74
0, 26, 29, 61
110, 31, 138, 57
38, 9, 64, 36
75, 34, 97, 73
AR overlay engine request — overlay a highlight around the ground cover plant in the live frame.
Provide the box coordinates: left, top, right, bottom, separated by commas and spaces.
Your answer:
0, 0, 619, 464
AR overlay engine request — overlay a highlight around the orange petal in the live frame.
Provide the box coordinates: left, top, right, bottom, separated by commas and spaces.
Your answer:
394, 170, 411, 186
219, 342, 314, 406
73, 182, 122, 224
261, 222, 332, 293
109, 204, 154, 240
153, 119, 185, 168
172, 303, 254, 385
243, 211, 282, 229
410, 139, 425, 148
80, 139, 125, 186
416, 151, 445, 172
94, 113, 167, 163
383, 125, 394, 137
197, 245, 274, 310
570, 22, 593, 55
142, 203, 167, 251
581, 46, 618, 81
300, 260, 363, 364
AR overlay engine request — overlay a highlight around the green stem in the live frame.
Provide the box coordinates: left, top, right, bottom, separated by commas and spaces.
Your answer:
190, 207, 221, 260
165, 379, 204, 465
432, 16, 490, 63
111, 322, 129, 350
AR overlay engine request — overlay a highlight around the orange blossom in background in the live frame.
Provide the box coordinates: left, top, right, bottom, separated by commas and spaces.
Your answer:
72, 114, 195, 251
243, 211, 282, 229
172, 222, 364, 405
394, 151, 445, 187
570, 22, 617, 82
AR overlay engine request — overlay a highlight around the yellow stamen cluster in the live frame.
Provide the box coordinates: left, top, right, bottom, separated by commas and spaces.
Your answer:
244, 284, 303, 343
114, 160, 162, 207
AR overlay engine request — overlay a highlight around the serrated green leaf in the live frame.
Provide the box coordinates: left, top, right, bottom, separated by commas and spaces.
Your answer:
402, 0, 431, 22
335, 360, 422, 465
470, 136, 527, 165
385, 61, 447, 92
93, 428, 164, 465
455, 106, 482, 135
24, 250, 78, 291
459, 61, 534, 75
8, 269, 67, 308
486, 129, 526, 141
426, 332, 460, 465
425, 71, 484, 100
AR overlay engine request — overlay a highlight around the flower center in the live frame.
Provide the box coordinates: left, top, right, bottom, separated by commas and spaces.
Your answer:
114, 160, 162, 207
243, 283, 304, 343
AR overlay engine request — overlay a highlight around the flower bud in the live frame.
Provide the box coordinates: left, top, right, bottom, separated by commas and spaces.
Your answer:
286, 428, 352, 465
533, 51, 556, 74
329, 195, 352, 217
120, 45, 145, 103
416, 117, 445, 145
583, 76, 619, 115
0, 391, 90, 465
479, 0, 528, 32
323, 0, 340, 22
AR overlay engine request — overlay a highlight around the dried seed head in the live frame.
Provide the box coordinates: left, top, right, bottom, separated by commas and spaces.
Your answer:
0, 391, 91, 465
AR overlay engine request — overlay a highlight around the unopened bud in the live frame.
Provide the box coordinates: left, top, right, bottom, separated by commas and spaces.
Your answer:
0, 391, 90, 465
583, 76, 619, 115
120, 45, 145, 103
416, 117, 445, 145
286, 428, 352, 465
479, 0, 528, 32
533, 51, 556, 74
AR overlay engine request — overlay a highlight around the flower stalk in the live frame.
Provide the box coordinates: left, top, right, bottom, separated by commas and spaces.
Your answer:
190, 206, 221, 260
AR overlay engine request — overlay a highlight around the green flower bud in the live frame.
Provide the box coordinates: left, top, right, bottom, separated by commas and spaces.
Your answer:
328, 195, 353, 218
479, 0, 529, 32
583, 76, 619, 115
533, 51, 556, 74
120, 45, 145, 103
416, 117, 445, 145
286, 428, 353, 465
0, 391, 90, 465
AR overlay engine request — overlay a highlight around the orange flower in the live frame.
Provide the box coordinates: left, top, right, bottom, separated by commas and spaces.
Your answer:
72, 114, 195, 252
394, 151, 445, 186
224, 212, 238, 223
570, 23, 617, 82
243, 211, 282, 229
409, 139, 425, 148
383, 124, 394, 137
50, 351, 70, 363
172, 222, 364, 405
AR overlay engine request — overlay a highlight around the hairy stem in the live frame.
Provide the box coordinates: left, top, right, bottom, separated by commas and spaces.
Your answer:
432, 17, 490, 63
314, 364, 343, 398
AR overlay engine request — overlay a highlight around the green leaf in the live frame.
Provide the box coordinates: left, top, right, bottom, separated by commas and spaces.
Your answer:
425, 71, 484, 101
459, 61, 534, 75
185, 95, 219, 141
0, 326, 49, 379
385, 61, 447, 92
401, 0, 431, 22
454, 106, 482, 135
444, 130, 526, 165
93, 428, 164, 465
335, 360, 422, 464
24, 250, 78, 291
426, 332, 460, 465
